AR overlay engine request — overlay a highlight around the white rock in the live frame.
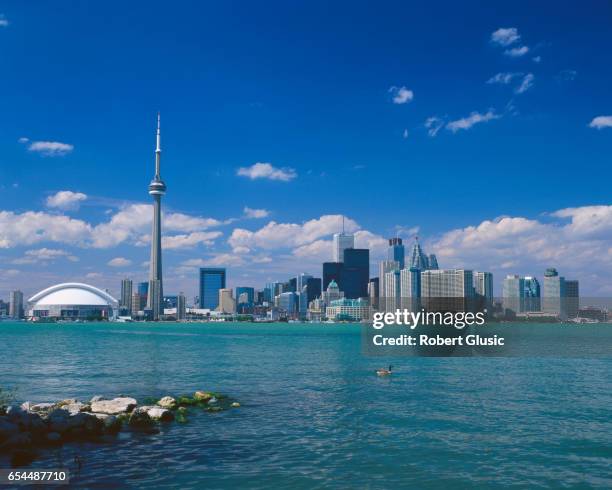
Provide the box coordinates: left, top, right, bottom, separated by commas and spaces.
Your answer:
30, 403, 56, 412
132, 405, 174, 422
90, 397, 137, 415
157, 396, 176, 409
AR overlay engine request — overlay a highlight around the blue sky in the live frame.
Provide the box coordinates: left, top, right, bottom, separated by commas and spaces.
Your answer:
1, 1, 611, 299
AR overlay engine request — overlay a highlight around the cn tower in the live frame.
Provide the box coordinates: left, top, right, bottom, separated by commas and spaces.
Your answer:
146, 113, 166, 319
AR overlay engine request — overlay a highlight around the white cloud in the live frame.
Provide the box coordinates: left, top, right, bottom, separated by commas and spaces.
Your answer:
515, 73, 534, 94
162, 231, 222, 249
557, 69, 577, 82
424, 116, 444, 137
0, 15, 8, 27
431, 205, 612, 295
389, 86, 414, 104
243, 207, 270, 219
402, 129, 409, 139
0, 211, 92, 248
491, 27, 520, 47
487, 72, 521, 85
12, 248, 78, 265
27, 140, 74, 156
228, 215, 359, 253
446, 110, 500, 133
504, 46, 529, 57
237, 162, 297, 182
588, 116, 612, 130
46, 190, 88, 210
18, 137, 29, 144
532, 56, 542, 63
107, 257, 132, 267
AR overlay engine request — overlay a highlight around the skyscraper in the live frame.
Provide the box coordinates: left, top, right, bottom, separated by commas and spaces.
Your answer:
524, 276, 541, 312
199, 268, 226, 310
146, 113, 166, 320
502, 274, 525, 315
388, 238, 405, 269
120, 278, 133, 314
177, 292, 186, 320
474, 272, 493, 302
9, 290, 23, 319
332, 217, 354, 262
323, 262, 343, 291
565, 280, 579, 319
378, 260, 399, 312
342, 248, 369, 299
408, 237, 429, 270
543, 268, 566, 319
400, 267, 421, 311
421, 269, 475, 312
218, 288, 236, 314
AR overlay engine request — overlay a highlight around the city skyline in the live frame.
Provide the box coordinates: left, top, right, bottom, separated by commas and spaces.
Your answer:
1, 2, 612, 298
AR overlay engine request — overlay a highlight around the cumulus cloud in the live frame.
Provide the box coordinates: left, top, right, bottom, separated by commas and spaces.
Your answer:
243, 207, 270, 219
532, 56, 542, 63
228, 215, 360, 253
504, 46, 529, 57
0, 15, 8, 27
12, 248, 78, 265
446, 110, 500, 133
107, 257, 132, 267
491, 27, 520, 47
515, 73, 534, 94
431, 205, 612, 295
589, 116, 612, 130
424, 116, 445, 137
46, 190, 88, 210
389, 86, 414, 104
162, 231, 222, 249
0, 211, 92, 248
237, 162, 297, 182
26, 140, 74, 156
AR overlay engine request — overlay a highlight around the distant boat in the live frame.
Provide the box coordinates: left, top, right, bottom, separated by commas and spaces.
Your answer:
376, 365, 393, 376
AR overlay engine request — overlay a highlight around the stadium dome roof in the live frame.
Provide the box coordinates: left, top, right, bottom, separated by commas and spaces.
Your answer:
28, 283, 118, 307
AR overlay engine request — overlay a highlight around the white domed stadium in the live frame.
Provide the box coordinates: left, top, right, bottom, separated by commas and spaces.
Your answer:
28, 283, 118, 321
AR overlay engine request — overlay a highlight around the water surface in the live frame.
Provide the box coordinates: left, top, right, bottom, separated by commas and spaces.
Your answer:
1, 322, 611, 488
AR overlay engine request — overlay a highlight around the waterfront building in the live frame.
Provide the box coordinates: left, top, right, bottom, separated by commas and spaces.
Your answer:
146, 114, 167, 320
400, 267, 421, 311
321, 280, 344, 304
27, 283, 118, 320
9, 290, 24, 319
325, 298, 371, 322
119, 279, 133, 314
408, 237, 429, 270
323, 262, 343, 291
163, 295, 178, 309
565, 279, 580, 319
218, 288, 236, 314
421, 269, 475, 312
378, 260, 399, 312
542, 268, 566, 319
368, 278, 379, 310
131, 291, 143, 317
305, 277, 322, 303
307, 297, 325, 321
384, 270, 401, 312
502, 275, 525, 315
288, 277, 297, 293
388, 238, 405, 269
199, 268, 226, 310
342, 248, 369, 299
177, 292, 186, 320
277, 292, 297, 317
474, 271, 493, 310
236, 286, 255, 308
524, 276, 541, 312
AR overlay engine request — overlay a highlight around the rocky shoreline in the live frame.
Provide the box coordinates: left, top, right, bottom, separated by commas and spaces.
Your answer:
0, 392, 240, 466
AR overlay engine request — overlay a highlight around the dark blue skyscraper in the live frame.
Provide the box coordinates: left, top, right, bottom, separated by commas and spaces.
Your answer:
388, 238, 405, 269
342, 248, 369, 299
199, 268, 226, 310
323, 262, 343, 291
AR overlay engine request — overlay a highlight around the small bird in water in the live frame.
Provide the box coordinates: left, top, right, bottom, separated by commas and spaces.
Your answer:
376, 365, 393, 376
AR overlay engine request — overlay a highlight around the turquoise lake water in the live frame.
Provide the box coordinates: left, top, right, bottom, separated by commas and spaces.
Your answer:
1, 321, 611, 488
